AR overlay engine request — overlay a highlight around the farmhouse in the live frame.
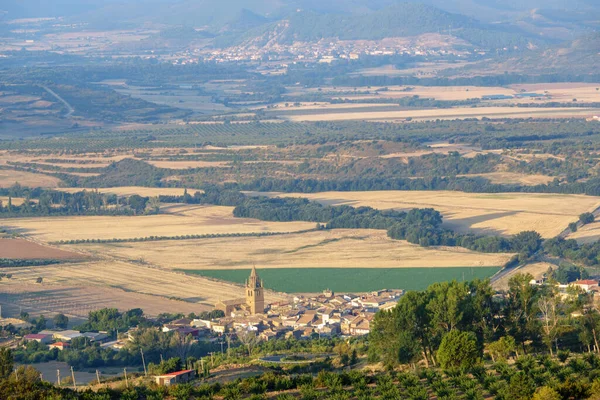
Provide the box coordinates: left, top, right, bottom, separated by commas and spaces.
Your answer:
154, 369, 196, 386
23, 333, 52, 344
571, 280, 599, 292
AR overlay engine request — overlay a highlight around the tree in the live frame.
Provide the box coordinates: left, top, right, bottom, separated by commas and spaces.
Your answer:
511, 231, 542, 256
0, 347, 13, 379
436, 330, 480, 371
146, 196, 161, 214
237, 330, 259, 356
486, 336, 517, 362
580, 212, 595, 225
532, 386, 561, 400
569, 222, 578, 232
53, 313, 68, 329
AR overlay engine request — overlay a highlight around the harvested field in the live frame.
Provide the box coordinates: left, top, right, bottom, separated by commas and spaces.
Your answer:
0, 238, 85, 260
146, 160, 229, 169
0, 169, 61, 188
0, 196, 27, 206
254, 191, 600, 238
57, 186, 189, 197
1, 260, 287, 309
567, 222, 600, 244
458, 172, 554, 186
283, 107, 600, 122
3, 204, 314, 242
492, 262, 553, 291
0, 281, 214, 320
71, 229, 513, 270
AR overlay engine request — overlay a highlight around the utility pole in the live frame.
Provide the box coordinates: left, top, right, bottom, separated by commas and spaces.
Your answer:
96, 370, 101, 385
70, 366, 76, 391
141, 348, 147, 377
124, 368, 129, 388
57, 369, 60, 386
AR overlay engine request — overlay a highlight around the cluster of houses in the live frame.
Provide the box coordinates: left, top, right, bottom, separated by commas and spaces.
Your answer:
23, 329, 110, 349
530, 278, 600, 294
161, 288, 401, 343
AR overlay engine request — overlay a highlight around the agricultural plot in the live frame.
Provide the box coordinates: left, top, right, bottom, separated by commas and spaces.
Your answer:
0, 170, 61, 188
566, 222, 600, 244
0, 281, 213, 321
2, 204, 314, 242
255, 191, 600, 238
185, 266, 501, 293
1, 260, 287, 310
282, 106, 600, 122
0, 238, 85, 260
70, 229, 512, 270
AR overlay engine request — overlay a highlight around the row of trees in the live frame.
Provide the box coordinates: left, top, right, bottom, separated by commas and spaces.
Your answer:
0, 184, 159, 216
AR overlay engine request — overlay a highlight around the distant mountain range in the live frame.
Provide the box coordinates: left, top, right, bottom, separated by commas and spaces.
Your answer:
2, 0, 599, 50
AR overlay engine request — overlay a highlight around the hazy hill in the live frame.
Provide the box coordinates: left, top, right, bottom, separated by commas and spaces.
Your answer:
457, 33, 600, 75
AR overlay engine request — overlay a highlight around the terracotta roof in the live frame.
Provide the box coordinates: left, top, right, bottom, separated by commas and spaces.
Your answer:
574, 280, 598, 285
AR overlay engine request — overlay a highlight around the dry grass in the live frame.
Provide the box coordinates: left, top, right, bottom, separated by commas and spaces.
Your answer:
3, 204, 314, 242
257, 191, 600, 238
0, 170, 61, 188
70, 229, 513, 270
284, 107, 600, 122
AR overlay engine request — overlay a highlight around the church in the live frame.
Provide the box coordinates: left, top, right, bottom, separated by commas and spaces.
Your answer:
215, 266, 265, 316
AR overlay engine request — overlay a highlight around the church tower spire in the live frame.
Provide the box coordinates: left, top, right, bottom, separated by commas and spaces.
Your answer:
246, 266, 264, 315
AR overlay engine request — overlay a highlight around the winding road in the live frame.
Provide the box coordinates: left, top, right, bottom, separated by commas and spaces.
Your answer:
42, 86, 74, 118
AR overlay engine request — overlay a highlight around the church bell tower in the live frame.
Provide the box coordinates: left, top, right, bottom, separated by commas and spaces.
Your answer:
246, 266, 265, 315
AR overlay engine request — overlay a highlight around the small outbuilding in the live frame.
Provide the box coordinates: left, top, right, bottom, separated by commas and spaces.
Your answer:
155, 369, 196, 386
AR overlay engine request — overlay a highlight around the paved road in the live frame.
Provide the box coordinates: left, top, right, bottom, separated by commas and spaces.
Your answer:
42, 86, 74, 118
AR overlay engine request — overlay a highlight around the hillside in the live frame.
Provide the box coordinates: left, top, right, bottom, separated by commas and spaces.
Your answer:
458, 32, 600, 75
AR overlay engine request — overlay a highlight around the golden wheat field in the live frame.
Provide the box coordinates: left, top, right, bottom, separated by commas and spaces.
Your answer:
68, 229, 513, 271
566, 222, 600, 244
2, 204, 314, 242
284, 107, 600, 122
0, 170, 61, 188
255, 191, 600, 238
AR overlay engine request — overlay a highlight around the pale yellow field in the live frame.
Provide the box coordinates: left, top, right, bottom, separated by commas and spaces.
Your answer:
0, 196, 27, 206
3, 204, 314, 242
2, 260, 287, 310
0, 170, 61, 188
255, 191, 600, 238
492, 262, 553, 291
57, 186, 190, 197
67, 229, 513, 270
457, 172, 554, 186
284, 107, 600, 122
146, 160, 229, 169
566, 222, 600, 244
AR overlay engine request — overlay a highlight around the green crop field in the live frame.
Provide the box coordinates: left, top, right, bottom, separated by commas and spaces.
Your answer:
181, 267, 501, 293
